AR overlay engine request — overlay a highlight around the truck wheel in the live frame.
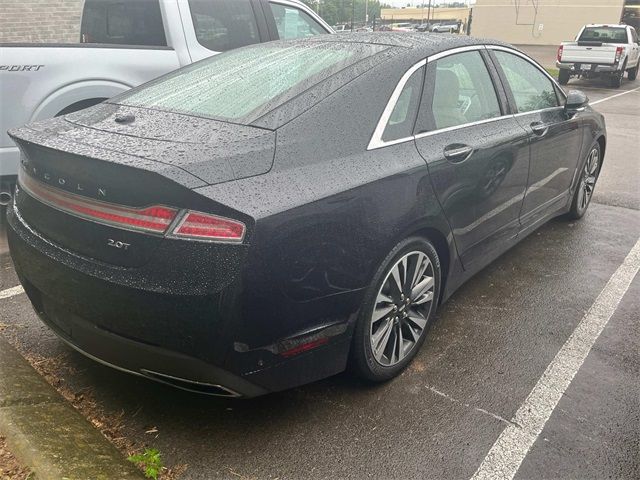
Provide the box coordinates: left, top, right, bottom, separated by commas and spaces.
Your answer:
558, 69, 570, 85
609, 72, 622, 88
629, 62, 639, 81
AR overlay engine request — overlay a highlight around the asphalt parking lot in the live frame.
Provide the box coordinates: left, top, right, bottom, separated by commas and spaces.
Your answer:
0, 78, 638, 479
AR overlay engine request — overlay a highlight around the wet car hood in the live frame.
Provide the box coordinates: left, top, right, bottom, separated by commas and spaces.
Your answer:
10, 103, 276, 188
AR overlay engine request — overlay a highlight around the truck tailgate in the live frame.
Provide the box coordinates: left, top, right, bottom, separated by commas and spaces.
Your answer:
561, 44, 617, 64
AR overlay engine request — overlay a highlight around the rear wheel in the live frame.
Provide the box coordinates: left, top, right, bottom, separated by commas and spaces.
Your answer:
609, 65, 624, 88
566, 143, 601, 220
558, 69, 570, 85
628, 61, 639, 80
350, 237, 441, 382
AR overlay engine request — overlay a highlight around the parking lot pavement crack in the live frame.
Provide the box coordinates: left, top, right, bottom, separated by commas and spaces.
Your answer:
425, 385, 519, 428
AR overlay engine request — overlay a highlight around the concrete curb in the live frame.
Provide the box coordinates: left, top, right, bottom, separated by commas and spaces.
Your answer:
0, 336, 144, 480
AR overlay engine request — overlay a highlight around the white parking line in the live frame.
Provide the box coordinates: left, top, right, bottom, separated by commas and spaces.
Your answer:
590, 86, 640, 106
471, 237, 640, 480
0, 285, 24, 300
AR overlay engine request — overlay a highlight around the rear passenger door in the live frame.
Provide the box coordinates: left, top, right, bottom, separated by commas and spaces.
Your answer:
489, 47, 583, 227
413, 47, 531, 271
179, 0, 270, 61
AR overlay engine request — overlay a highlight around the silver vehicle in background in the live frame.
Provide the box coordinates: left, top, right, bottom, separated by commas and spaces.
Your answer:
557, 24, 640, 87
0, 0, 332, 204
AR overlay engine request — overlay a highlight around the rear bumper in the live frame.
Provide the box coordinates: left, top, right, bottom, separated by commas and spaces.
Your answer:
7, 202, 353, 397
557, 61, 620, 73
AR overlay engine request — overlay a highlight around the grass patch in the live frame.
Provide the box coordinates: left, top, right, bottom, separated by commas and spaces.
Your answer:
128, 448, 163, 480
545, 67, 559, 78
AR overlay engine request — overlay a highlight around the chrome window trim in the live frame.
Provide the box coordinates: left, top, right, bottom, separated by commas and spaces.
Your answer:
414, 114, 511, 140
368, 44, 493, 151
426, 44, 485, 63
366, 44, 570, 151
367, 58, 426, 151
513, 106, 565, 118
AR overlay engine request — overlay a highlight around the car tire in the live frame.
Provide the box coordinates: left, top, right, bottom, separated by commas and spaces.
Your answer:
558, 69, 570, 85
350, 237, 441, 382
628, 61, 639, 80
566, 142, 601, 220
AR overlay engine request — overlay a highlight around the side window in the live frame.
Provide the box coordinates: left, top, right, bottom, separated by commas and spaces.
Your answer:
428, 51, 501, 130
188, 0, 260, 52
493, 51, 559, 113
382, 66, 424, 143
269, 2, 326, 39
631, 28, 639, 44
80, 0, 166, 46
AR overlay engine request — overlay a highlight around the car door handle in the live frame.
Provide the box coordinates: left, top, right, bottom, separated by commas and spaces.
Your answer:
443, 144, 474, 163
530, 122, 549, 137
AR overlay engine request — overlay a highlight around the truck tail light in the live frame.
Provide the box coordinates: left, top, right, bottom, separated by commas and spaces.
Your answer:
557, 45, 563, 62
615, 46, 623, 63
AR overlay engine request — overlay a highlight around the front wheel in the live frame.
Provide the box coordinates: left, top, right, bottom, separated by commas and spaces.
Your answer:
566, 143, 601, 220
350, 237, 441, 382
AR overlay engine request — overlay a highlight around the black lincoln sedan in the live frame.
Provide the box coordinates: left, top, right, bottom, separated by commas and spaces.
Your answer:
7, 34, 605, 397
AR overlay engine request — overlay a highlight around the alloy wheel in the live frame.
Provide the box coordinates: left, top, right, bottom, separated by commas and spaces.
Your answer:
577, 147, 599, 211
369, 251, 435, 366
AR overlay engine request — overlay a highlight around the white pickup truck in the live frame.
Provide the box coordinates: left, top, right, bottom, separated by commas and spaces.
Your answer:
0, 0, 332, 203
556, 24, 640, 88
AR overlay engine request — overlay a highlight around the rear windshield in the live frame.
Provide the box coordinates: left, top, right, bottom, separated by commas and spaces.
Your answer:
115, 41, 387, 122
578, 27, 628, 44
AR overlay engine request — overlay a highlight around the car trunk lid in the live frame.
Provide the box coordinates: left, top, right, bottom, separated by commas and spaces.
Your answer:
8, 105, 267, 267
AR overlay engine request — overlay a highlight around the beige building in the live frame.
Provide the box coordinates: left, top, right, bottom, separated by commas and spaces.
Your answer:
381, 7, 471, 25
469, 0, 632, 46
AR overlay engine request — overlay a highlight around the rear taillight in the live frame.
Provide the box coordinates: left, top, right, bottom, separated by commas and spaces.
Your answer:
557, 45, 563, 62
171, 212, 245, 242
19, 172, 245, 242
615, 46, 624, 63
20, 172, 177, 233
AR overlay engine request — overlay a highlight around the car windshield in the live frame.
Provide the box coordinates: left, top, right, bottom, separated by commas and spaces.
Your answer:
578, 26, 628, 43
115, 41, 386, 122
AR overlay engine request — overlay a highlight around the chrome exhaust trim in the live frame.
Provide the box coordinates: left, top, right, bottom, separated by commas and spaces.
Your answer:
140, 369, 242, 397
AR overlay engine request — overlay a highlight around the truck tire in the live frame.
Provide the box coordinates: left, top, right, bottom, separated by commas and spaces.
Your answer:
55, 98, 107, 117
609, 72, 623, 88
629, 61, 639, 81
558, 69, 570, 85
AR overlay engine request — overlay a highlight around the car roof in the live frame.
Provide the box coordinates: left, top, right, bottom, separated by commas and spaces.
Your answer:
306, 32, 511, 59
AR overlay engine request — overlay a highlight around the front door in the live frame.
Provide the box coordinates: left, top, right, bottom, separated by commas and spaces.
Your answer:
414, 49, 531, 270
489, 48, 584, 227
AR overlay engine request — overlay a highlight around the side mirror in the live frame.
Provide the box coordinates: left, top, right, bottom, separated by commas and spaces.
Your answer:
564, 89, 589, 116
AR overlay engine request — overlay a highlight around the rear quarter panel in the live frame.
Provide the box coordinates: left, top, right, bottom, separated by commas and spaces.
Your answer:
195, 64, 456, 349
